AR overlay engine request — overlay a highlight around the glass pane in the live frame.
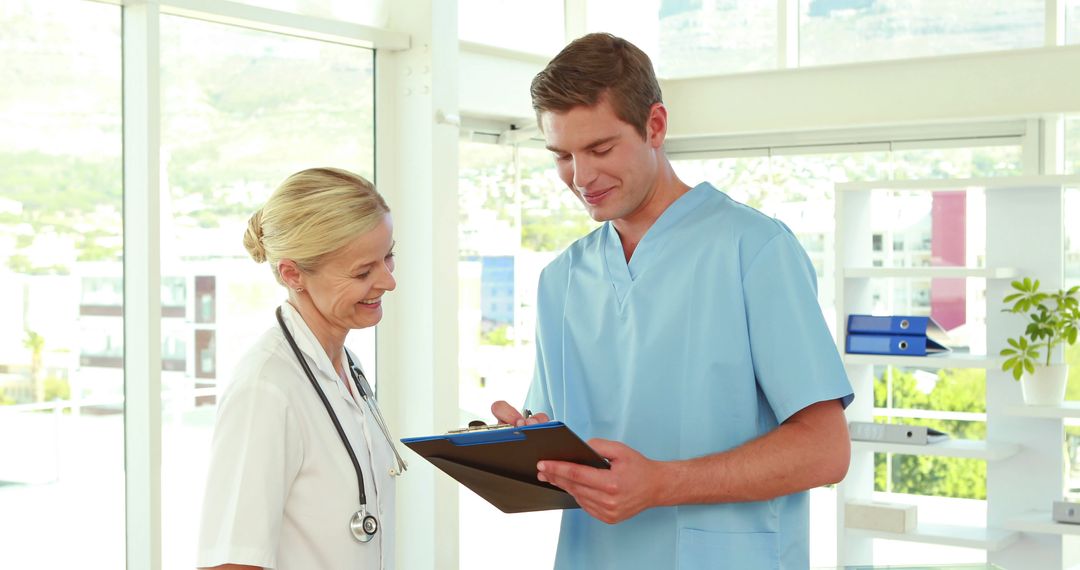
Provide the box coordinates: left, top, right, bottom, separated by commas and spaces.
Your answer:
1067, 115, 1080, 175
891, 145, 1023, 179
459, 0, 564, 55
228, 0, 388, 26
458, 141, 597, 570
1065, 187, 1080, 402
768, 152, 891, 320
1070, 0, 1080, 44
875, 452, 987, 499
161, 15, 375, 570
587, 0, 776, 78
0, 1, 124, 568
800, 0, 1044, 67
873, 366, 988, 500
875, 366, 987, 415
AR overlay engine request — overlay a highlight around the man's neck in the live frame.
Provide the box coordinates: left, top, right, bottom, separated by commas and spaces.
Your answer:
613, 165, 692, 262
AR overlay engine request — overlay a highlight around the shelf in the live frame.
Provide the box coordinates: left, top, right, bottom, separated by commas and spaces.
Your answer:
851, 439, 1019, 461
843, 352, 1001, 369
843, 266, 1018, 279
1003, 402, 1080, 419
1005, 511, 1080, 536
846, 523, 1018, 551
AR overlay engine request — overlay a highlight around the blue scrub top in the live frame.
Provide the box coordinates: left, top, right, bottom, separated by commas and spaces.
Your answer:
525, 182, 854, 570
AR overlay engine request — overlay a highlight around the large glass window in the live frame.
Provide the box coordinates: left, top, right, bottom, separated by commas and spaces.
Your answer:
799, 0, 1044, 67
0, 1, 124, 567
457, 140, 596, 569
671, 144, 1020, 326
160, 15, 375, 569
459, 0, 564, 55
587, 0, 777, 77
1070, 0, 1080, 44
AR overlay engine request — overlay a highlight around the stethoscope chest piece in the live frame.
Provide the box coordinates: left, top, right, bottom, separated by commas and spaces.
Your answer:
350, 509, 378, 543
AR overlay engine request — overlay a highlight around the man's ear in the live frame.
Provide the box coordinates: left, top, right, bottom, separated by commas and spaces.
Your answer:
278, 259, 303, 290
645, 102, 668, 149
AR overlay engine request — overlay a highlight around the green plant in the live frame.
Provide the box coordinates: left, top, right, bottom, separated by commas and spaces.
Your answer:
480, 324, 513, 347
999, 278, 1080, 380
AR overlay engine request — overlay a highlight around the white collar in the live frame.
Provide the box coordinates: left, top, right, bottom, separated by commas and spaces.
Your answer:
278, 301, 348, 388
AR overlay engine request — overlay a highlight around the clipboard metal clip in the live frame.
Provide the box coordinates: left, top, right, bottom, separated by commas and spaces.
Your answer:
446, 421, 514, 434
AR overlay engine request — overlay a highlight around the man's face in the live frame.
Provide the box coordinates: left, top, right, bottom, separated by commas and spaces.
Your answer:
541, 98, 663, 224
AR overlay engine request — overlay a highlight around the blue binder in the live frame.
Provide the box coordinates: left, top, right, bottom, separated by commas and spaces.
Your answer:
848, 315, 932, 335
845, 314, 950, 356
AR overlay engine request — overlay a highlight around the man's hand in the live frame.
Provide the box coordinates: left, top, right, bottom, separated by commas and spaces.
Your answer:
537, 439, 668, 525
491, 400, 550, 427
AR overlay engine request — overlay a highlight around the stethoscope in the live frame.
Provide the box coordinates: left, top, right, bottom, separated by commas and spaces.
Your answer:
275, 306, 408, 544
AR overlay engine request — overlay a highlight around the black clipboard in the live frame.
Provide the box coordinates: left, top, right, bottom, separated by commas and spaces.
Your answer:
400, 421, 609, 513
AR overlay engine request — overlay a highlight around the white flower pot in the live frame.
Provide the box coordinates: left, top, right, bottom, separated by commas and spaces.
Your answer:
1021, 364, 1069, 406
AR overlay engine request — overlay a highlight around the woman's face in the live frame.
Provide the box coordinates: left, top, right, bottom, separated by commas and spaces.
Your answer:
303, 213, 396, 332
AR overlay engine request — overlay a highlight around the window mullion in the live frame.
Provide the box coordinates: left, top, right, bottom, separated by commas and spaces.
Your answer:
122, 2, 163, 570
777, 0, 798, 69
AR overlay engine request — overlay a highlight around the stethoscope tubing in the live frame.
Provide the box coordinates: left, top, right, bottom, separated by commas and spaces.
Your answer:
276, 306, 372, 509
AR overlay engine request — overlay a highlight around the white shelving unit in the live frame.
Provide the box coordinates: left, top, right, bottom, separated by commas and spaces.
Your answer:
850, 439, 1020, 461
1005, 512, 1080, 537
834, 175, 1079, 569
848, 523, 1019, 551
1003, 402, 1080, 419
844, 267, 1020, 279
843, 352, 1004, 369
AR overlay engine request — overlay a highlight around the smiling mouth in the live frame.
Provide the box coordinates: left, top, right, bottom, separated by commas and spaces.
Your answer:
359, 297, 382, 305
583, 188, 612, 205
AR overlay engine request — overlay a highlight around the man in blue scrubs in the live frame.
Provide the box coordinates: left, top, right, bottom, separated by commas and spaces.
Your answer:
492, 33, 853, 569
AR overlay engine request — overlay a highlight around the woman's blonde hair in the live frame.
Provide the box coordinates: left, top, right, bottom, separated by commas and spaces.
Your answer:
243, 167, 389, 285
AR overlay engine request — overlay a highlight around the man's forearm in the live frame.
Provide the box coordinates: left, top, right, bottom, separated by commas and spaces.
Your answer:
655, 399, 850, 506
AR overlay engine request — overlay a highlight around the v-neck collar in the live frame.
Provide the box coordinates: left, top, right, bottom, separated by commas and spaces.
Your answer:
602, 183, 711, 303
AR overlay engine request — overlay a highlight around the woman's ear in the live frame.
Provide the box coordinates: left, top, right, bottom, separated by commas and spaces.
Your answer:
278, 259, 303, 290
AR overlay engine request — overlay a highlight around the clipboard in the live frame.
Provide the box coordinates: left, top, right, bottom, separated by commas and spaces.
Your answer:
400, 421, 609, 513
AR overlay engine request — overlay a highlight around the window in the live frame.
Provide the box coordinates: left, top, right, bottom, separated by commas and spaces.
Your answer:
1063, 185, 1080, 488
1070, 0, 1080, 44
1067, 115, 1080, 174
457, 140, 596, 569
587, 0, 777, 77
799, 0, 1044, 67
159, 15, 376, 569
1062, 136, 1079, 423
228, 0, 387, 26
0, 1, 124, 567
459, 0, 564, 55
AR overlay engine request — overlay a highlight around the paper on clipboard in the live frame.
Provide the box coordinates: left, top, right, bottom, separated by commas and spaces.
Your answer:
400, 421, 609, 513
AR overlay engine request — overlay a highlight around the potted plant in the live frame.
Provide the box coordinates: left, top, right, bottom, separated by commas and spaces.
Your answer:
999, 278, 1080, 405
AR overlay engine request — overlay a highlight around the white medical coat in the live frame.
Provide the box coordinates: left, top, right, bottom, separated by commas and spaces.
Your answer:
197, 302, 396, 569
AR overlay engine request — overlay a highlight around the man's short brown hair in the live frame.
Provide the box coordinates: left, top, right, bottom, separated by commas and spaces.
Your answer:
530, 33, 663, 139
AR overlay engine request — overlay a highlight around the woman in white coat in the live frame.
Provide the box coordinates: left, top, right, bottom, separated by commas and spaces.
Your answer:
197, 167, 406, 570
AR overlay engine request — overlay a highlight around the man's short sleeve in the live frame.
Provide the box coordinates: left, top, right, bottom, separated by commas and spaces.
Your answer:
742, 230, 854, 424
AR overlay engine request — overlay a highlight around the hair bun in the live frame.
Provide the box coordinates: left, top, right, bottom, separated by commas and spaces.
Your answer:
243, 209, 268, 263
